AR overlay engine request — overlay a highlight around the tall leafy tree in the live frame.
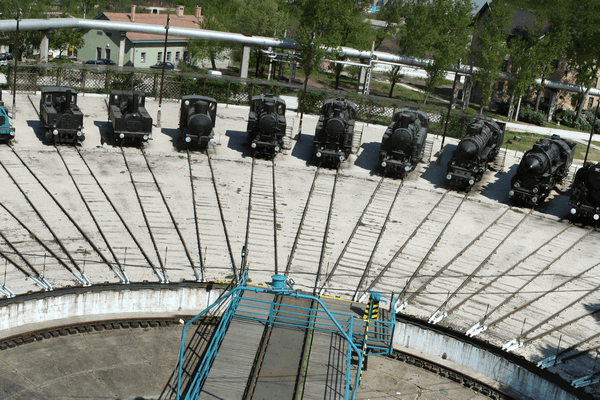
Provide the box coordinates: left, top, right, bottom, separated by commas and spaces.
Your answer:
470, 1, 512, 114
49, 29, 85, 58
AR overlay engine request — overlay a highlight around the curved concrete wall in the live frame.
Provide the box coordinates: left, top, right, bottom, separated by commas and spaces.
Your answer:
393, 320, 580, 400
0, 284, 225, 339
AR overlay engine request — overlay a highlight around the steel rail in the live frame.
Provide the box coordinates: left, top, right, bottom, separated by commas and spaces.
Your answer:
120, 148, 167, 283
427, 208, 532, 324
205, 151, 237, 277
360, 191, 451, 300
0, 229, 50, 290
284, 167, 321, 276
141, 149, 199, 280
55, 146, 128, 283
314, 169, 339, 295
74, 147, 163, 280
0, 155, 88, 285
186, 150, 205, 282
271, 161, 279, 276
393, 192, 469, 311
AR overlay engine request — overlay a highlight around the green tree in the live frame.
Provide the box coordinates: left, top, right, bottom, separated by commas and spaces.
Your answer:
470, 0, 512, 114
49, 29, 85, 58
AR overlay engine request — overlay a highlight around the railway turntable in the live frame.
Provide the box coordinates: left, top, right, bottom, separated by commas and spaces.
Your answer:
171, 272, 395, 400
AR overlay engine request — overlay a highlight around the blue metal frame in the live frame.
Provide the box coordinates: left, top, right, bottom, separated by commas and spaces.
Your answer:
175, 275, 395, 400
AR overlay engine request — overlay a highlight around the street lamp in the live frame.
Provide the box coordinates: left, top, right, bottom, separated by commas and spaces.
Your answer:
156, 12, 170, 128
12, 8, 21, 119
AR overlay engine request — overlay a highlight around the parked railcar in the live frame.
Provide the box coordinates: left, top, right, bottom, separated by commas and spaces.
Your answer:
40, 86, 85, 145
509, 135, 575, 206
179, 95, 217, 148
108, 90, 152, 145
246, 94, 286, 157
569, 162, 600, 221
446, 116, 505, 188
0, 96, 14, 143
379, 107, 429, 176
312, 97, 357, 168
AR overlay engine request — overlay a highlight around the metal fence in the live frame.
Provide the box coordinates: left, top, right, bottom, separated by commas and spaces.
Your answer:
5, 65, 475, 138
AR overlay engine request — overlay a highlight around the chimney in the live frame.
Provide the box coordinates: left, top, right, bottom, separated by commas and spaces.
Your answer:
177, 5, 184, 17
195, 6, 202, 19
130, 5, 136, 22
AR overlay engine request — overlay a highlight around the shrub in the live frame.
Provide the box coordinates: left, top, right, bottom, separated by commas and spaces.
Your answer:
518, 105, 547, 127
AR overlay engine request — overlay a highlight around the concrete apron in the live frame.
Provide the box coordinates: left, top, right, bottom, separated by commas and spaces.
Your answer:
0, 285, 577, 400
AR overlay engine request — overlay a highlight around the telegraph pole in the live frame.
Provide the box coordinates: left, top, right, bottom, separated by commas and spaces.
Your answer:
12, 8, 21, 119
156, 12, 170, 128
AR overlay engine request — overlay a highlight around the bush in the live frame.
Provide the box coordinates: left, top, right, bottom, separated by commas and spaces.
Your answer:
518, 105, 547, 127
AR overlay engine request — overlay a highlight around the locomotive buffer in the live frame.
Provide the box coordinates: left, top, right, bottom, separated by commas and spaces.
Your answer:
173, 274, 395, 399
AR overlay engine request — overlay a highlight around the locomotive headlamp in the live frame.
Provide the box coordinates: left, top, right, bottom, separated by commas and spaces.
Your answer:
532, 197, 538, 203
53, 130, 58, 135
77, 131, 82, 137
78, 125, 82, 129
509, 190, 514, 197
594, 214, 599, 221
404, 165, 411, 172
469, 179, 475, 186
571, 208, 577, 214
316, 152, 322, 158
251, 142, 257, 149
143, 135, 149, 141
10, 130, 15, 136
339, 155, 345, 162
446, 174, 452, 180
274, 146, 280, 152
381, 161, 387, 168
185, 136, 191, 143
532, 188, 538, 194
119, 133, 125, 139
514, 182, 520, 188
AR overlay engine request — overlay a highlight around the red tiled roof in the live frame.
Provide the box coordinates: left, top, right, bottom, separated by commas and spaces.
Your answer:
101, 12, 202, 41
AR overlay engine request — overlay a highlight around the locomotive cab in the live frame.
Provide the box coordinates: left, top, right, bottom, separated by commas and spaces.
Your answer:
39, 86, 85, 145
108, 90, 153, 145
379, 107, 429, 177
179, 95, 217, 148
247, 94, 287, 157
312, 97, 357, 168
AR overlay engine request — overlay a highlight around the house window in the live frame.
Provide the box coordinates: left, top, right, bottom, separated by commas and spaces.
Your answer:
96, 47, 102, 60
497, 81, 505, 93
175, 51, 180, 61
501, 60, 509, 72
550, 59, 559, 69
157, 52, 163, 62
141, 52, 146, 63
589, 97, 595, 108
105, 48, 111, 60
96, 31, 103, 36
167, 52, 172, 62
594, 77, 599, 87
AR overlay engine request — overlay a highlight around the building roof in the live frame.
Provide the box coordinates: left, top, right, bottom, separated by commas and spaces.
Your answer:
98, 12, 202, 42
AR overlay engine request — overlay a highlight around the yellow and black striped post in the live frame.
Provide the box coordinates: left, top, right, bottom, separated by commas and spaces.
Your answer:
359, 292, 381, 383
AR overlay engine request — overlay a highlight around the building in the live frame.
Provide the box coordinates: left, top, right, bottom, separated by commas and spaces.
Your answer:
78, 5, 203, 68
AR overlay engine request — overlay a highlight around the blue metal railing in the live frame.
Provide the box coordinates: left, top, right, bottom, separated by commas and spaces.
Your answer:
174, 274, 395, 400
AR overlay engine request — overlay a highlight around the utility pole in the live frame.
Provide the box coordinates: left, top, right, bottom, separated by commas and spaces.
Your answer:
12, 8, 21, 119
156, 12, 170, 128
298, 25, 315, 142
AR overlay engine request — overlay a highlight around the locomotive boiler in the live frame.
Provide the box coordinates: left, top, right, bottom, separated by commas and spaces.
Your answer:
312, 97, 357, 168
379, 107, 429, 176
509, 135, 575, 206
179, 95, 217, 148
446, 116, 505, 188
0, 96, 14, 143
569, 162, 600, 221
246, 94, 287, 157
40, 86, 85, 145
108, 90, 153, 145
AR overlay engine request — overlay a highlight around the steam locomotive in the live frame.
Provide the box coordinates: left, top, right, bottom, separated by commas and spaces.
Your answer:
312, 97, 357, 168
0, 94, 14, 143
509, 135, 575, 206
40, 86, 85, 145
246, 94, 287, 157
108, 90, 153, 145
379, 107, 429, 176
569, 162, 600, 221
446, 116, 505, 188
179, 95, 217, 148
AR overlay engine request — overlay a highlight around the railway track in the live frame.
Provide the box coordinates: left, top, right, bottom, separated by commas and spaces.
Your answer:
283, 167, 338, 293
319, 176, 403, 300
244, 158, 280, 275
186, 150, 237, 281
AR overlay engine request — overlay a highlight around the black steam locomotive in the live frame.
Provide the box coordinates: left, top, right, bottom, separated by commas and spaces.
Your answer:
379, 107, 429, 176
569, 162, 600, 221
509, 135, 575, 206
179, 95, 217, 148
108, 90, 153, 145
246, 94, 287, 157
446, 116, 505, 188
312, 97, 357, 168
40, 86, 85, 145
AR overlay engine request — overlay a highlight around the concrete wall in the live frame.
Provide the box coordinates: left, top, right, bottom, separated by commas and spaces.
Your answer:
393, 320, 579, 400
0, 284, 224, 339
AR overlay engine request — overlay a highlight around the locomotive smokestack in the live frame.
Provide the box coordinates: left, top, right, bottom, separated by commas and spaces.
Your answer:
64, 90, 71, 111
195, 100, 208, 116
131, 93, 139, 114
